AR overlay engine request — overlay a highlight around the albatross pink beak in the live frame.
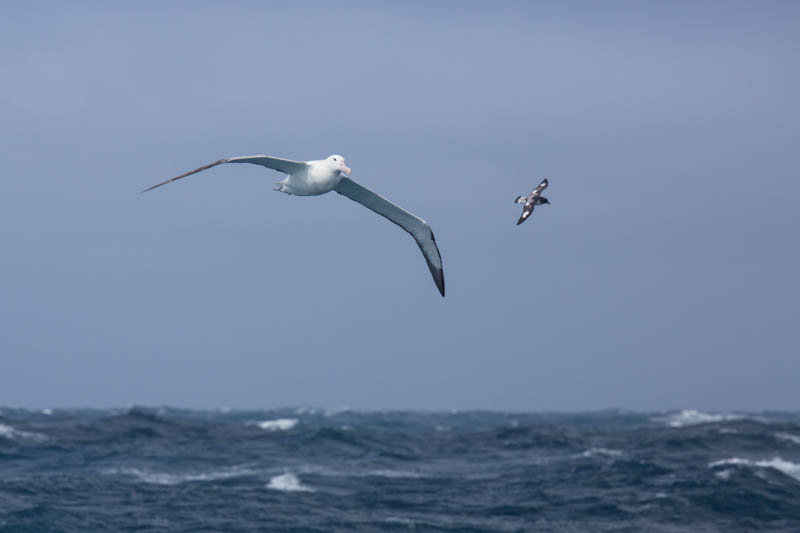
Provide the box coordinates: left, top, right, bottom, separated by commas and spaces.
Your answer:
341, 164, 351, 176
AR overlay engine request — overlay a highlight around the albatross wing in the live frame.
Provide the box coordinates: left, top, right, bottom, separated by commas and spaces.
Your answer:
141, 155, 308, 193
334, 177, 445, 297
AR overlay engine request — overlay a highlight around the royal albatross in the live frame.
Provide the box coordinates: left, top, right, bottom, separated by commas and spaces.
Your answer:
142, 154, 445, 297
514, 178, 550, 226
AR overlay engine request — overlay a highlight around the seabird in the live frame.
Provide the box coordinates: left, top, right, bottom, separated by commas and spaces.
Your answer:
142, 154, 445, 297
514, 178, 550, 226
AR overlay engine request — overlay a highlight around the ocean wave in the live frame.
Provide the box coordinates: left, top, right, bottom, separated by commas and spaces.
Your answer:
776, 432, 800, 445
580, 447, 624, 458
366, 469, 424, 479
0, 423, 47, 442
709, 457, 800, 482
715, 469, 732, 480
656, 410, 751, 427
106, 466, 255, 485
266, 473, 314, 492
324, 406, 351, 417
384, 516, 416, 527
249, 418, 298, 431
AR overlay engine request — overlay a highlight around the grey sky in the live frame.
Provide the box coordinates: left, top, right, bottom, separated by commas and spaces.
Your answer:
1, 1, 798, 411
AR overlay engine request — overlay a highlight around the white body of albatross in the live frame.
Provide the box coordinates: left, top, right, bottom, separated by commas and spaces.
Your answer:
143, 154, 445, 297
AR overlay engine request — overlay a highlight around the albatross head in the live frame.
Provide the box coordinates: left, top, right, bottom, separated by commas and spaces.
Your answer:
327, 155, 351, 177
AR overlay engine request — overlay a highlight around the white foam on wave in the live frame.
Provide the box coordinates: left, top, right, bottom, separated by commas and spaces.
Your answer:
295, 464, 425, 480
41, 408, 53, 416
657, 409, 751, 428
715, 469, 732, 480
581, 447, 624, 458
385, 516, 416, 527
324, 406, 351, 417
266, 473, 314, 492
776, 432, 800, 445
250, 418, 298, 431
367, 469, 423, 479
106, 466, 254, 485
709, 457, 800, 482
0, 423, 47, 442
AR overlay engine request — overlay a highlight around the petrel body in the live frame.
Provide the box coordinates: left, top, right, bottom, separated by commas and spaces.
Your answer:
143, 154, 445, 297
514, 178, 550, 226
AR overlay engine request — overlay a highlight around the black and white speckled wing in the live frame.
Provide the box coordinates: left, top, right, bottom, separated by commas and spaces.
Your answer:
530, 178, 549, 198
334, 177, 445, 297
516, 204, 535, 225
142, 155, 308, 193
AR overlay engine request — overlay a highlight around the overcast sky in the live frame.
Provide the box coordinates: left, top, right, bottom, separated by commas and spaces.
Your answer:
1, 1, 798, 411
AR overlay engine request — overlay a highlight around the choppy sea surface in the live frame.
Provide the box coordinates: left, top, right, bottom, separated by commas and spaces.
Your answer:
2, 407, 800, 532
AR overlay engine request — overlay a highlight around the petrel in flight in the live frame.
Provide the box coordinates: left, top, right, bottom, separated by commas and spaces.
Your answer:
142, 154, 445, 297
514, 178, 550, 226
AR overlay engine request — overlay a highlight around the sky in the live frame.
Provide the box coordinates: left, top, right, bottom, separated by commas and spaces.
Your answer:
1, 1, 798, 411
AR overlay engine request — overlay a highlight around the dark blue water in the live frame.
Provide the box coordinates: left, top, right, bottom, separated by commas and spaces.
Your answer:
2, 407, 800, 532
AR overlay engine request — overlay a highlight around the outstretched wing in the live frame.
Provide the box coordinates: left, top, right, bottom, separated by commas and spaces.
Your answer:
334, 177, 445, 297
514, 195, 527, 204
141, 155, 308, 193
516, 204, 534, 225
530, 178, 549, 198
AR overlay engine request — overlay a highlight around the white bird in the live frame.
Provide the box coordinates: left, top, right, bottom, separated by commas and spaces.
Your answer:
142, 154, 445, 297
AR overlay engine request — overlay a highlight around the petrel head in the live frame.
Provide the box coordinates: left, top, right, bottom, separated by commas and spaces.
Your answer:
540, 197, 550, 205
327, 155, 351, 177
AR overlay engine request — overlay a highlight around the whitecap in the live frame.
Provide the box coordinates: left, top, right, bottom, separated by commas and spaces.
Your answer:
106, 466, 254, 485
385, 516, 416, 527
367, 469, 424, 479
776, 432, 800, 445
324, 406, 351, 417
266, 473, 314, 492
709, 457, 800, 482
250, 418, 298, 431
41, 408, 53, 416
0, 423, 47, 442
715, 469, 732, 481
581, 447, 624, 458
657, 409, 749, 428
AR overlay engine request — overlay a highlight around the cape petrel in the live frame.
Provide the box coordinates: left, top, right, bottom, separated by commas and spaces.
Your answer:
514, 178, 550, 226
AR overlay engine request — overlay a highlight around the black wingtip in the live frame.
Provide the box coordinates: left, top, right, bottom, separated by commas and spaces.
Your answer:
436, 269, 445, 297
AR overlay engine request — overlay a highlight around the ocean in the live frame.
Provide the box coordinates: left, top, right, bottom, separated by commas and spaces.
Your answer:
1, 407, 799, 532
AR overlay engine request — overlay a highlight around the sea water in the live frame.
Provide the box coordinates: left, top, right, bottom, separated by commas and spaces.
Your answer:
1, 407, 799, 531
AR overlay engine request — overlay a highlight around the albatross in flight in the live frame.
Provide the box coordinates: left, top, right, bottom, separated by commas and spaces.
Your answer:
514, 178, 550, 226
142, 154, 445, 296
